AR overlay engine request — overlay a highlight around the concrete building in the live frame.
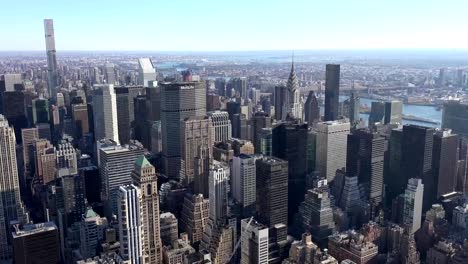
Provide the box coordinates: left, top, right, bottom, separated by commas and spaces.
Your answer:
161, 82, 206, 178
233, 154, 258, 217
160, 212, 178, 246
21, 127, 39, 181
442, 101, 468, 137
452, 204, 468, 229
79, 208, 108, 259
403, 178, 424, 234
92, 84, 119, 143
426, 240, 456, 264
71, 104, 90, 139
180, 193, 209, 244
138, 58, 157, 87
384, 101, 403, 124
114, 86, 144, 144
56, 141, 77, 175
163, 238, 196, 264
12, 222, 60, 264
328, 231, 378, 264
240, 218, 269, 264
117, 185, 142, 264
3, 73, 22, 92
208, 111, 232, 143
315, 120, 350, 182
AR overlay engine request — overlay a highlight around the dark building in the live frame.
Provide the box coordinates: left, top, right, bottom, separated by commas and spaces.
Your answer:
272, 121, 308, 225
324, 64, 340, 121
256, 156, 289, 227
12, 222, 60, 264
32, 98, 49, 125
133, 95, 149, 147
80, 165, 100, 204
251, 112, 271, 153
432, 130, 459, 198
232, 113, 249, 140
384, 101, 403, 124
304, 91, 320, 126
71, 104, 89, 140
261, 97, 272, 114
347, 129, 387, 212
385, 128, 404, 206
442, 101, 468, 137
114, 86, 144, 144
2, 91, 28, 143
401, 125, 435, 211
146, 85, 161, 122
226, 101, 241, 125
368, 101, 385, 126
274, 85, 287, 121
215, 78, 227, 97
160, 82, 206, 178
230, 77, 247, 100
349, 92, 360, 125
58, 174, 86, 226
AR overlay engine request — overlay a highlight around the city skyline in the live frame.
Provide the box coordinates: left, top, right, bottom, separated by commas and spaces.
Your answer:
1, 0, 468, 51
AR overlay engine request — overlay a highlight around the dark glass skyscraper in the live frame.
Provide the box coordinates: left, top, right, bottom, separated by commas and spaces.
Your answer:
44, 19, 58, 99
272, 121, 308, 225
324, 64, 340, 121
274, 85, 287, 121
160, 82, 206, 178
304, 91, 320, 126
114, 86, 144, 144
251, 112, 271, 153
442, 101, 468, 137
432, 130, 459, 198
402, 125, 435, 211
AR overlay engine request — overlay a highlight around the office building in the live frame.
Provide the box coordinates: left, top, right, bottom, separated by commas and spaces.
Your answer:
442, 101, 468, 137
315, 120, 350, 182
384, 101, 403, 124
180, 116, 214, 189
328, 231, 378, 264
232, 113, 250, 140
56, 141, 77, 175
32, 98, 49, 125
215, 78, 227, 96
33, 139, 56, 185
299, 186, 335, 248
2, 91, 27, 143
259, 128, 272, 156
118, 185, 142, 264
347, 129, 387, 207
92, 84, 119, 143
256, 156, 288, 227
432, 130, 458, 198
99, 142, 144, 216
160, 212, 178, 246
230, 77, 247, 100
44, 19, 58, 98
138, 58, 157, 87
3, 74, 22, 92
275, 85, 287, 121
304, 91, 320, 126
283, 61, 303, 120
71, 104, 89, 139
426, 240, 457, 264
251, 112, 271, 153
103, 63, 116, 85
324, 64, 340, 121
240, 218, 269, 264
12, 222, 60, 264
233, 154, 257, 217
21, 128, 39, 180
180, 193, 209, 244
208, 111, 232, 143
208, 163, 229, 224
385, 128, 405, 205
161, 82, 206, 178
402, 125, 434, 211
368, 102, 385, 126
403, 178, 424, 234
349, 92, 360, 125
79, 208, 108, 259
272, 121, 308, 224
162, 238, 196, 264
59, 174, 86, 225
131, 156, 163, 264
115, 86, 144, 144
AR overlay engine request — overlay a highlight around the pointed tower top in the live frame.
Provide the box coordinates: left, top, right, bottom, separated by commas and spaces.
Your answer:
135, 155, 152, 168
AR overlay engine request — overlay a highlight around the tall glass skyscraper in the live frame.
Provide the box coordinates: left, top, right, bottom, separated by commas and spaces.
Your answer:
44, 19, 58, 99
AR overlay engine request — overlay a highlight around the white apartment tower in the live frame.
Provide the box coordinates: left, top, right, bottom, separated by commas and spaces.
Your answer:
403, 178, 424, 234
315, 120, 350, 181
232, 154, 257, 216
92, 84, 119, 143
118, 185, 143, 264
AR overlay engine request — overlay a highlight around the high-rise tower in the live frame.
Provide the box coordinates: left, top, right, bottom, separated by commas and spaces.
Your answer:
44, 19, 58, 99
284, 60, 303, 120
92, 84, 119, 143
304, 91, 320, 126
324, 64, 340, 121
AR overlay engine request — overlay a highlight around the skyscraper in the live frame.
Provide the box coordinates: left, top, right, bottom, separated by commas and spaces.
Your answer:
442, 101, 468, 137
346, 129, 387, 207
138, 58, 157, 87
368, 101, 385, 126
0, 115, 28, 261
384, 101, 403, 124
256, 156, 289, 227
208, 111, 232, 143
71, 104, 89, 139
115, 86, 144, 144
104, 63, 117, 85
284, 60, 303, 120
208, 163, 229, 224
180, 193, 209, 244
118, 185, 143, 264
272, 121, 308, 224
180, 116, 213, 189
432, 129, 458, 198
315, 120, 350, 182
401, 125, 434, 211
274, 85, 287, 121
131, 156, 163, 264
32, 98, 50, 125
251, 112, 271, 153
99, 142, 144, 216
403, 178, 424, 234
160, 82, 206, 178
21, 128, 39, 182
12, 222, 60, 264
92, 84, 119, 143
349, 92, 360, 125
44, 19, 58, 98
233, 154, 257, 217
324, 64, 340, 121
304, 91, 320, 126
240, 218, 269, 264
385, 128, 405, 206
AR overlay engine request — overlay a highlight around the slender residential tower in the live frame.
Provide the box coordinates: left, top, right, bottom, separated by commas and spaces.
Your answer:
44, 19, 58, 99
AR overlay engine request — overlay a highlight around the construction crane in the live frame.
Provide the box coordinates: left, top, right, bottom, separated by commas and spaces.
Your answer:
227, 216, 254, 263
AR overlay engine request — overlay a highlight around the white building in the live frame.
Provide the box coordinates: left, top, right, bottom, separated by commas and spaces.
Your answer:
118, 185, 143, 264
92, 84, 119, 143
241, 218, 269, 264
3, 73, 22, 91
208, 111, 232, 143
232, 154, 258, 216
138, 58, 157, 87
315, 120, 350, 181
403, 178, 424, 234
453, 204, 468, 229
209, 163, 229, 224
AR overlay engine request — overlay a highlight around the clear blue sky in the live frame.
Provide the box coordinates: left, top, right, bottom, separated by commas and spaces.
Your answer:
1, 0, 467, 51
